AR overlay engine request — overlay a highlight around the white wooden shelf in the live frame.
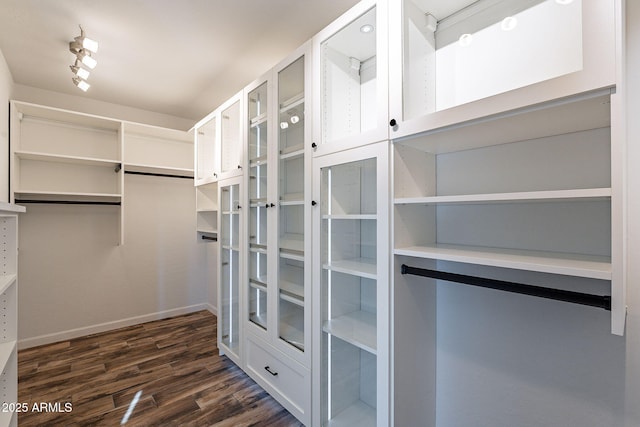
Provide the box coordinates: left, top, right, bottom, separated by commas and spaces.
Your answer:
280, 148, 305, 160
197, 228, 218, 235
250, 112, 268, 127
279, 280, 304, 306
323, 310, 377, 354
197, 208, 218, 213
323, 258, 377, 280
123, 163, 193, 178
14, 190, 122, 203
395, 188, 612, 205
326, 400, 376, 427
280, 233, 304, 253
15, 150, 120, 168
280, 92, 304, 113
0, 275, 17, 295
322, 214, 377, 220
249, 279, 268, 292
249, 155, 268, 167
279, 320, 304, 351
221, 245, 240, 251
280, 193, 304, 204
394, 244, 611, 280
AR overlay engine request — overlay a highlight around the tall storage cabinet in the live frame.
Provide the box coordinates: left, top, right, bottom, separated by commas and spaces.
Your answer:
242, 44, 313, 425
312, 141, 389, 427
217, 176, 244, 367
0, 203, 24, 427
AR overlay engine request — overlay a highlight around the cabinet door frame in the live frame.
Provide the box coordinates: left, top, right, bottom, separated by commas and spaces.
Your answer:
217, 91, 246, 180
193, 109, 220, 186
270, 41, 314, 366
311, 0, 390, 157
311, 140, 391, 426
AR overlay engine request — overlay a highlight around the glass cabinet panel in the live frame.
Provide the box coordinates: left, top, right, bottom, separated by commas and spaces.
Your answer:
221, 99, 242, 174
195, 116, 217, 182
278, 56, 306, 352
220, 181, 241, 357
320, 6, 378, 145
401, 0, 584, 119
248, 82, 269, 331
320, 157, 378, 425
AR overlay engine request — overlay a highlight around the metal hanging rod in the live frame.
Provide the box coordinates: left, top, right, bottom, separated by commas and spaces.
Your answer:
124, 170, 193, 180
15, 199, 121, 206
400, 264, 611, 311
201, 235, 217, 241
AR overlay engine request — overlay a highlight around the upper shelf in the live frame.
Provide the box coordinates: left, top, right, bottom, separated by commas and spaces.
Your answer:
395, 90, 612, 154
395, 188, 612, 206
15, 151, 120, 168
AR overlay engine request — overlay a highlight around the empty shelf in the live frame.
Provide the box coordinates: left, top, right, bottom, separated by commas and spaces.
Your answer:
324, 258, 377, 280
323, 310, 376, 354
394, 188, 612, 205
326, 400, 376, 427
394, 244, 611, 280
0, 274, 17, 295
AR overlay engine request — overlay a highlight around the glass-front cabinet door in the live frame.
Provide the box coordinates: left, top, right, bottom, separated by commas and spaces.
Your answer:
219, 91, 244, 178
276, 48, 311, 360
247, 80, 270, 333
218, 176, 243, 366
388, 0, 619, 139
313, 141, 389, 426
312, 0, 389, 155
194, 113, 218, 185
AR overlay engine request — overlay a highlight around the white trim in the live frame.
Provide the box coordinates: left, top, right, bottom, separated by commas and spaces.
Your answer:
18, 304, 211, 350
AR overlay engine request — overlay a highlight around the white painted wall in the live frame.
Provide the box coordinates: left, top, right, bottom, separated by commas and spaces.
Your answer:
0, 49, 13, 203
18, 173, 214, 348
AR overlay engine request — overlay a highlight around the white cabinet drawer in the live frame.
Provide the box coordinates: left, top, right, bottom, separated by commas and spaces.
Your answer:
245, 336, 310, 424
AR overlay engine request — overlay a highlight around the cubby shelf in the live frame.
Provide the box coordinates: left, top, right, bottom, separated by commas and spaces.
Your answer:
323, 214, 377, 220
14, 191, 122, 203
279, 279, 304, 303
15, 151, 120, 168
123, 163, 193, 177
280, 93, 304, 113
323, 310, 377, 354
325, 401, 376, 427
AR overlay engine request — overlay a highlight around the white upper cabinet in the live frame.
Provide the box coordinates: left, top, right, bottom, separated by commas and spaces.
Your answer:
194, 112, 219, 185
388, 0, 619, 139
219, 91, 245, 179
312, 0, 389, 155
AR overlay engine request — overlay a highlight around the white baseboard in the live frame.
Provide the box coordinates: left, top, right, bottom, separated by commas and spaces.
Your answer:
18, 303, 211, 350
205, 303, 218, 316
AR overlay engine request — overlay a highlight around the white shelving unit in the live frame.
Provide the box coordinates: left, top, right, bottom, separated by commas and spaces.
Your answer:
10, 101, 193, 245
219, 92, 244, 179
313, 141, 389, 427
0, 202, 24, 427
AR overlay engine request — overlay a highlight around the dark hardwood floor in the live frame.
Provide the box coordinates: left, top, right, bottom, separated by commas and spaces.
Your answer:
18, 310, 303, 426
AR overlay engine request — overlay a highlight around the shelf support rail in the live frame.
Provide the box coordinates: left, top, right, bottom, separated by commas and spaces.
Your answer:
124, 170, 193, 180
400, 264, 611, 311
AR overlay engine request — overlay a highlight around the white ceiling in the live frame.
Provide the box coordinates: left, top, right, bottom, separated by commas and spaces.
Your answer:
0, 0, 360, 123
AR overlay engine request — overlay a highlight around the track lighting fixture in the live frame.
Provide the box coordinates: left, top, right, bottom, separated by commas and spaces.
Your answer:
69, 26, 98, 91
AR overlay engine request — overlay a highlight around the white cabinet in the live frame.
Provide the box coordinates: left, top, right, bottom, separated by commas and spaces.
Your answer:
0, 203, 24, 427
10, 101, 122, 205
194, 114, 219, 185
312, 0, 389, 155
218, 176, 244, 366
388, 0, 620, 139
219, 92, 244, 179
243, 44, 313, 425
313, 141, 389, 426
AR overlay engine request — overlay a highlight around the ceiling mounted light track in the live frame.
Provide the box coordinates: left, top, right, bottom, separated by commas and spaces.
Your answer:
69, 25, 98, 91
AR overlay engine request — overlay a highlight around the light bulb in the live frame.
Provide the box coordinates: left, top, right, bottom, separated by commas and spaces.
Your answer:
458, 33, 473, 47
290, 115, 299, 124
82, 37, 99, 53
73, 77, 90, 91
501, 16, 518, 31
80, 53, 97, 69
360, 24, 374, 34
70, 63, 90, 80
280, 121, 289, 130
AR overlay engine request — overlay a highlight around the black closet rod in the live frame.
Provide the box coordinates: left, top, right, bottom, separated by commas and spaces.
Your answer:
201, 235, 217, 241
124, 170, 193, 180
15, 199, 121, 206
400, 264, 611, 311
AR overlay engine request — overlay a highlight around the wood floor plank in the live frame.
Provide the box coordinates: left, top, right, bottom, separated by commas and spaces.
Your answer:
18, 310, 303, 426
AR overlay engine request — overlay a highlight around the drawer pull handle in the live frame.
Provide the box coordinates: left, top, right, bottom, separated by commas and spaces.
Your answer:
264, 366, 278, 376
